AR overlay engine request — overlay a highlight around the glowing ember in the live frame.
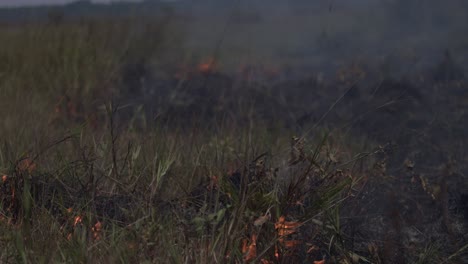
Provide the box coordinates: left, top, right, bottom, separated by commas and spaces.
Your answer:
1, 175, 7, 183
92, 221, 103, 241
241, 238, 249, 254
274, 244, 280, 259
243, 233, 257, 262
94, 221, 102, 230
274, 215, 303, 259
73, 216, 83, 227
275, 216, 301, 237
282, 240, 301, 248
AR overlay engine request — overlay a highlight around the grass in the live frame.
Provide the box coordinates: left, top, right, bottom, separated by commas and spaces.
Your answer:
1, 11, 468, 264
0, 17, 356, 260
0, 108, 360, 263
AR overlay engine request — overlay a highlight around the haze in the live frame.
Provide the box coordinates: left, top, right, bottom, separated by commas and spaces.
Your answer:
0, 0, 142, 7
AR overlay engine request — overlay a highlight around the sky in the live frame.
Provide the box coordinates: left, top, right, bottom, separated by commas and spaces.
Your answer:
0, 0, 142, 7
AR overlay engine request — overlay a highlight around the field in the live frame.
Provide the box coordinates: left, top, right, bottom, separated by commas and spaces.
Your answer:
1, 1, 468, 263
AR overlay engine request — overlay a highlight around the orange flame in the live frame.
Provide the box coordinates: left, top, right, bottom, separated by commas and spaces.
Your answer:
274, 215, 303, 258
241, 238, 249, 254
2, 175, 7, 183
92, 221, 103, 241
73, 216, 83, 227
198, 58, 216, 73
282, 240, 301, 248
275, 216, 301, 237
244, 233, 257, 262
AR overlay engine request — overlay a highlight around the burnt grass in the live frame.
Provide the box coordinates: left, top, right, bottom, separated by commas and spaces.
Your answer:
134, 58, 468, 259
1, 20, 468, 261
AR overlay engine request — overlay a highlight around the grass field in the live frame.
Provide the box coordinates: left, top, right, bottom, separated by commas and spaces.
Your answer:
1, 5, 468, 263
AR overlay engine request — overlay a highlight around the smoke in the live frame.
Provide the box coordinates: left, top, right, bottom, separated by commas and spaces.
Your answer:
0, 0, 144, 7
175, 0, 468, 76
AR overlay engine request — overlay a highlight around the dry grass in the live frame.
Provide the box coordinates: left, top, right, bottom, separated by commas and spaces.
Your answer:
1, 13, 467, 264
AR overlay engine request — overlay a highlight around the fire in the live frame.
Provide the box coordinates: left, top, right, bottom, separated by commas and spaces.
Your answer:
198, 58, 216, 73
243, 233, 257, 262
63, 212, 103, 241
18, 158, 36, 174
275, 216, 301, 238
73, 215, 83, 227
91, 221, 103, 241
283, 240, 301, 248
2, 175, 7, 183
241, 238, 249, 253
274, 215, 303, 258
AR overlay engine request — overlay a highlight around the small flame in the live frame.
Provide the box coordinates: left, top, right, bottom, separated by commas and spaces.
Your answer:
244, 233, 257, 262
275, 216, 301, 236
275, 244, 280, 259
2, 175, 7, 183
241, 238, 249, 254
73, 216, 83, 227
282, 240, 301, 249
92, 221, 103, 241
274, 215, 303, 259
198, 58, 216, 73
